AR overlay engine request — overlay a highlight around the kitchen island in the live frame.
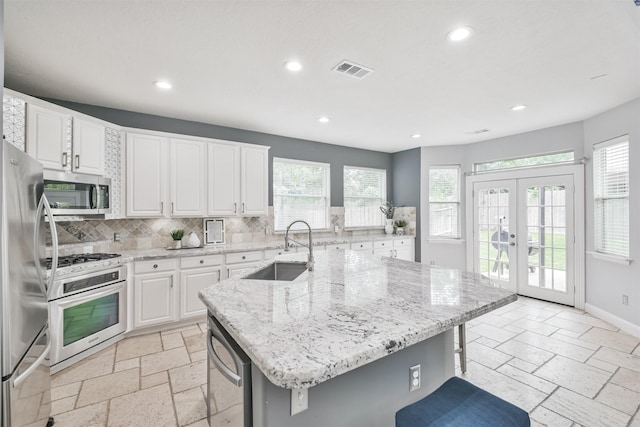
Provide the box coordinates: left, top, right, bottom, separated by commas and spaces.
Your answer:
199, 250, 517, 427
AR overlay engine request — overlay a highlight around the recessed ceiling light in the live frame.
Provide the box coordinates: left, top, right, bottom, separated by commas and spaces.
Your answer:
284, 61, 303, 72
511, 105, 527, 111
154, 80, 172, 90
318, 117, 330, 123
447, 27, 473, 41
412, 134, 421, 139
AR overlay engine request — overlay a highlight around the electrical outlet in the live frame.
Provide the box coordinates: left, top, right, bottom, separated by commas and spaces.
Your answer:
429, 260, 435, 266
290, 388, 308, 415
409, 365, 421, 392
114, 232, 121, 242
623, 295, 629, 305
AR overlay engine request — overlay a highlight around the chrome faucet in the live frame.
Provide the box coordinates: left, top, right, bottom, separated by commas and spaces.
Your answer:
284, 220, 314, 271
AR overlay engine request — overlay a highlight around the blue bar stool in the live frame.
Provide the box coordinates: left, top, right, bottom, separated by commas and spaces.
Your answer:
396, 377, 530, 427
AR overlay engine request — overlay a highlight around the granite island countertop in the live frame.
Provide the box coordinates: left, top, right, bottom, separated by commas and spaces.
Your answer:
198, 250, 517, 390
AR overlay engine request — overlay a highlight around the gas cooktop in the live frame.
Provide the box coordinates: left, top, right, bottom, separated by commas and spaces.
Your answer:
46, 253, 121, 269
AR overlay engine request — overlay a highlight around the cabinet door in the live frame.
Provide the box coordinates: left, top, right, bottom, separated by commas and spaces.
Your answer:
240, 147, 268, 216
208, 143, 240, 216
134, 272, 177, 328
72, 118, 104, 175
373, 248, 394, 257
227, 263, 261, 279
26, 104, 68, 171
126, 133, 167, 217
180, 268, 220, 319
394, 246, 414, 261
170, 138, 206, 216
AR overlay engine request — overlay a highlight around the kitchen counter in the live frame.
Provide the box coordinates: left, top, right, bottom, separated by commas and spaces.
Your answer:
198, 250, 517, 390
50, 234, 414, 278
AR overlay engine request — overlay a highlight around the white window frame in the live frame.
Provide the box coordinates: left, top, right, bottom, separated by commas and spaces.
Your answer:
592, 135, 629, 259
343, 166, 387, 229
273, 157, 330, 232
428, 165, 461, 239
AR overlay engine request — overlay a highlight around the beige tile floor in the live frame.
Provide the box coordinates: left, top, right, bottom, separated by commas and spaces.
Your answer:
48, 296, 640, 426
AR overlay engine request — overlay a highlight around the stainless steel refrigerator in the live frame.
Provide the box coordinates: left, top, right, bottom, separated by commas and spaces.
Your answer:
1, 141, 52, 427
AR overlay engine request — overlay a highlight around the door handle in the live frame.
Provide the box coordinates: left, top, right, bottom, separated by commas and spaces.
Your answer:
13, 330, 50, 388
509, 242, 516, 246
170, 276, 174, 288
62, 152, 68, 167
234, 203, 237, 214
242, 202, 245, 213
75, 154, 80, 169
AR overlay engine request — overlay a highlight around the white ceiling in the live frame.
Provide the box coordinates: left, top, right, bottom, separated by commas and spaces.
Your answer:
5, 1, 640, 153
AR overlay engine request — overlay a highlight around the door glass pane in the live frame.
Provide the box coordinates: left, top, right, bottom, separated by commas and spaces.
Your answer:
478, 188, 510, 282
526, 185, 567, 292
63, 293, 119, 346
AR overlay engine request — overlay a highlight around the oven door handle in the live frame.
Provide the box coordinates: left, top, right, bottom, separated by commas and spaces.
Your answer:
207, 328, 243, 387
54, 282, 126, 308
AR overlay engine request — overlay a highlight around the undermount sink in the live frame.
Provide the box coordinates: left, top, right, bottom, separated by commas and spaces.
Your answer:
243, 261, 308, 281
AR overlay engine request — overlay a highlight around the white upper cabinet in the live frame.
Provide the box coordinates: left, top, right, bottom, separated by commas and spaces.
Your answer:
26, 104, 69, 171
170, 138, 207, 217
208, 143, 240, 215
241, 146, 269, 216
126, 132, 167, 217
72, 118, 104, 175
208, 143, 269, 217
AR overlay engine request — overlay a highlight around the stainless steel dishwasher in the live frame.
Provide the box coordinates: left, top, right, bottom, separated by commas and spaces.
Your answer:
207, 314, 252, 427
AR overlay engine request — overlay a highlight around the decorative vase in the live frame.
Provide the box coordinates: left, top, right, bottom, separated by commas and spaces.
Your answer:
173, 240, 182, 249
187, 231, 201, 248
385, 219, 394, 234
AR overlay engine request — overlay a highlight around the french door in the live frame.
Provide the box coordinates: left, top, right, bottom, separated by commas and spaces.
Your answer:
468, 167, 583, 307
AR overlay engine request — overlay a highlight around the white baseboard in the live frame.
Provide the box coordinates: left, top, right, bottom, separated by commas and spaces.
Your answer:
585, 303, 640, 339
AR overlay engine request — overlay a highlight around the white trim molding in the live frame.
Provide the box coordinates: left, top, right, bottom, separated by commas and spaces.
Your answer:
587, 251, 632, 266
585, 303, 640, 339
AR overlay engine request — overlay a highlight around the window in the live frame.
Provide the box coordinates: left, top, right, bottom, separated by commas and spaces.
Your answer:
273, 158, 330, 231
429, 166, 461, 238
593, 136, 629, 258
344, 166, 386, 228
475, 151, 574, 172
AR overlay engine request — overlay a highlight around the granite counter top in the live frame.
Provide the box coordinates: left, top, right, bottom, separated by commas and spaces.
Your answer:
198, 250, 517, 390
50, 235, 414, 278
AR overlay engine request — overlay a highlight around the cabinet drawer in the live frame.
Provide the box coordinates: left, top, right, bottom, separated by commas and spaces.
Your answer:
180, 254, 223, 269
373, 240, 393, 249
226, 251, 262, 264
394, 238, 413, 248
134, 258, 178, 274
351, 241, 373, 250
327, 243, 349, 251
264, 248, 292, 259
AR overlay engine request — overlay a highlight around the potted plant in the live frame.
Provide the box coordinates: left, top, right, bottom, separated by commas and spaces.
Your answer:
380, 201, 395, 234
394, 219, 408, 235
170, 229, 184, 249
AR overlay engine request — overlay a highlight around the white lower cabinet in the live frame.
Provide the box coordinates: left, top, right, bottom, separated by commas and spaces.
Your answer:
179, 255, 223, 319
225, 250, 262, 279
373, 239, 415, 261
133, 259, 179, 328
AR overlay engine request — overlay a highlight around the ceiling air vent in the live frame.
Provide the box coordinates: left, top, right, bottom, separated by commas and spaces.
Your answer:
465, 129, 490, 135
332, 60, 373, 79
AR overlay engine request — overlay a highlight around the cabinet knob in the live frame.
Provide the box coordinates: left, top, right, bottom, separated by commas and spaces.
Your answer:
382, 243, 385, 246
360, 244, 363, 248
242, 255, 246, 260
200, 260, 204, 264
153, 264, 158, 269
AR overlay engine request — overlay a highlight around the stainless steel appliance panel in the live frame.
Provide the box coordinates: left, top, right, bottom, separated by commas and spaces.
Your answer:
207, 315, 252, 427
43, 170, 111, 215
1, 142, 48, 377
2, 326, 51, 427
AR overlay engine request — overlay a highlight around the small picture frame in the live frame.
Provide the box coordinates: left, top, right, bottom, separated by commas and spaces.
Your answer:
204, 218, 225, 245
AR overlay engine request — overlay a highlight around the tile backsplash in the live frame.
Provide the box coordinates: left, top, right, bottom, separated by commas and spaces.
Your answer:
49, 206, 416, 255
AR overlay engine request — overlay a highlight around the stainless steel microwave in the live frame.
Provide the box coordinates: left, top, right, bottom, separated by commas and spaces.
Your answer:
43, 171, 111, 215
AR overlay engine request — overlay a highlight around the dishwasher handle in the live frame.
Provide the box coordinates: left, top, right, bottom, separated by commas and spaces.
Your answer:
207, 328, 243, 387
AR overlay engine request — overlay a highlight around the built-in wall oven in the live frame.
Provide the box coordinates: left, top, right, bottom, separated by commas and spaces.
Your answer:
48, 264, 127, 369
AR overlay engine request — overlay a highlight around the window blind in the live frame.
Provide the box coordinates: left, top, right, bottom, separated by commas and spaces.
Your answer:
344, 166, 386, 227
429, 166, 461, 238
273, 158, 330, 231
593, 136, 629, 258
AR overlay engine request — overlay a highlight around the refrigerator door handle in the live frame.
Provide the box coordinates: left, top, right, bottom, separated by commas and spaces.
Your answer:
12, 330, 51, 389
34, 193, 47, 295
42, 194, 58, 289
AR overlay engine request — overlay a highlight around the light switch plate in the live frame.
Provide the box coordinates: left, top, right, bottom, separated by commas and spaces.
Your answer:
291, 388, 308, 415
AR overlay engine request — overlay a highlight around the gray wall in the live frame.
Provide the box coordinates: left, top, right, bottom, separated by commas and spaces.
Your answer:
420, 122, 585, 271
583, 98, 640, 328
392, 148, 421, 261
43, 99, 393, 207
